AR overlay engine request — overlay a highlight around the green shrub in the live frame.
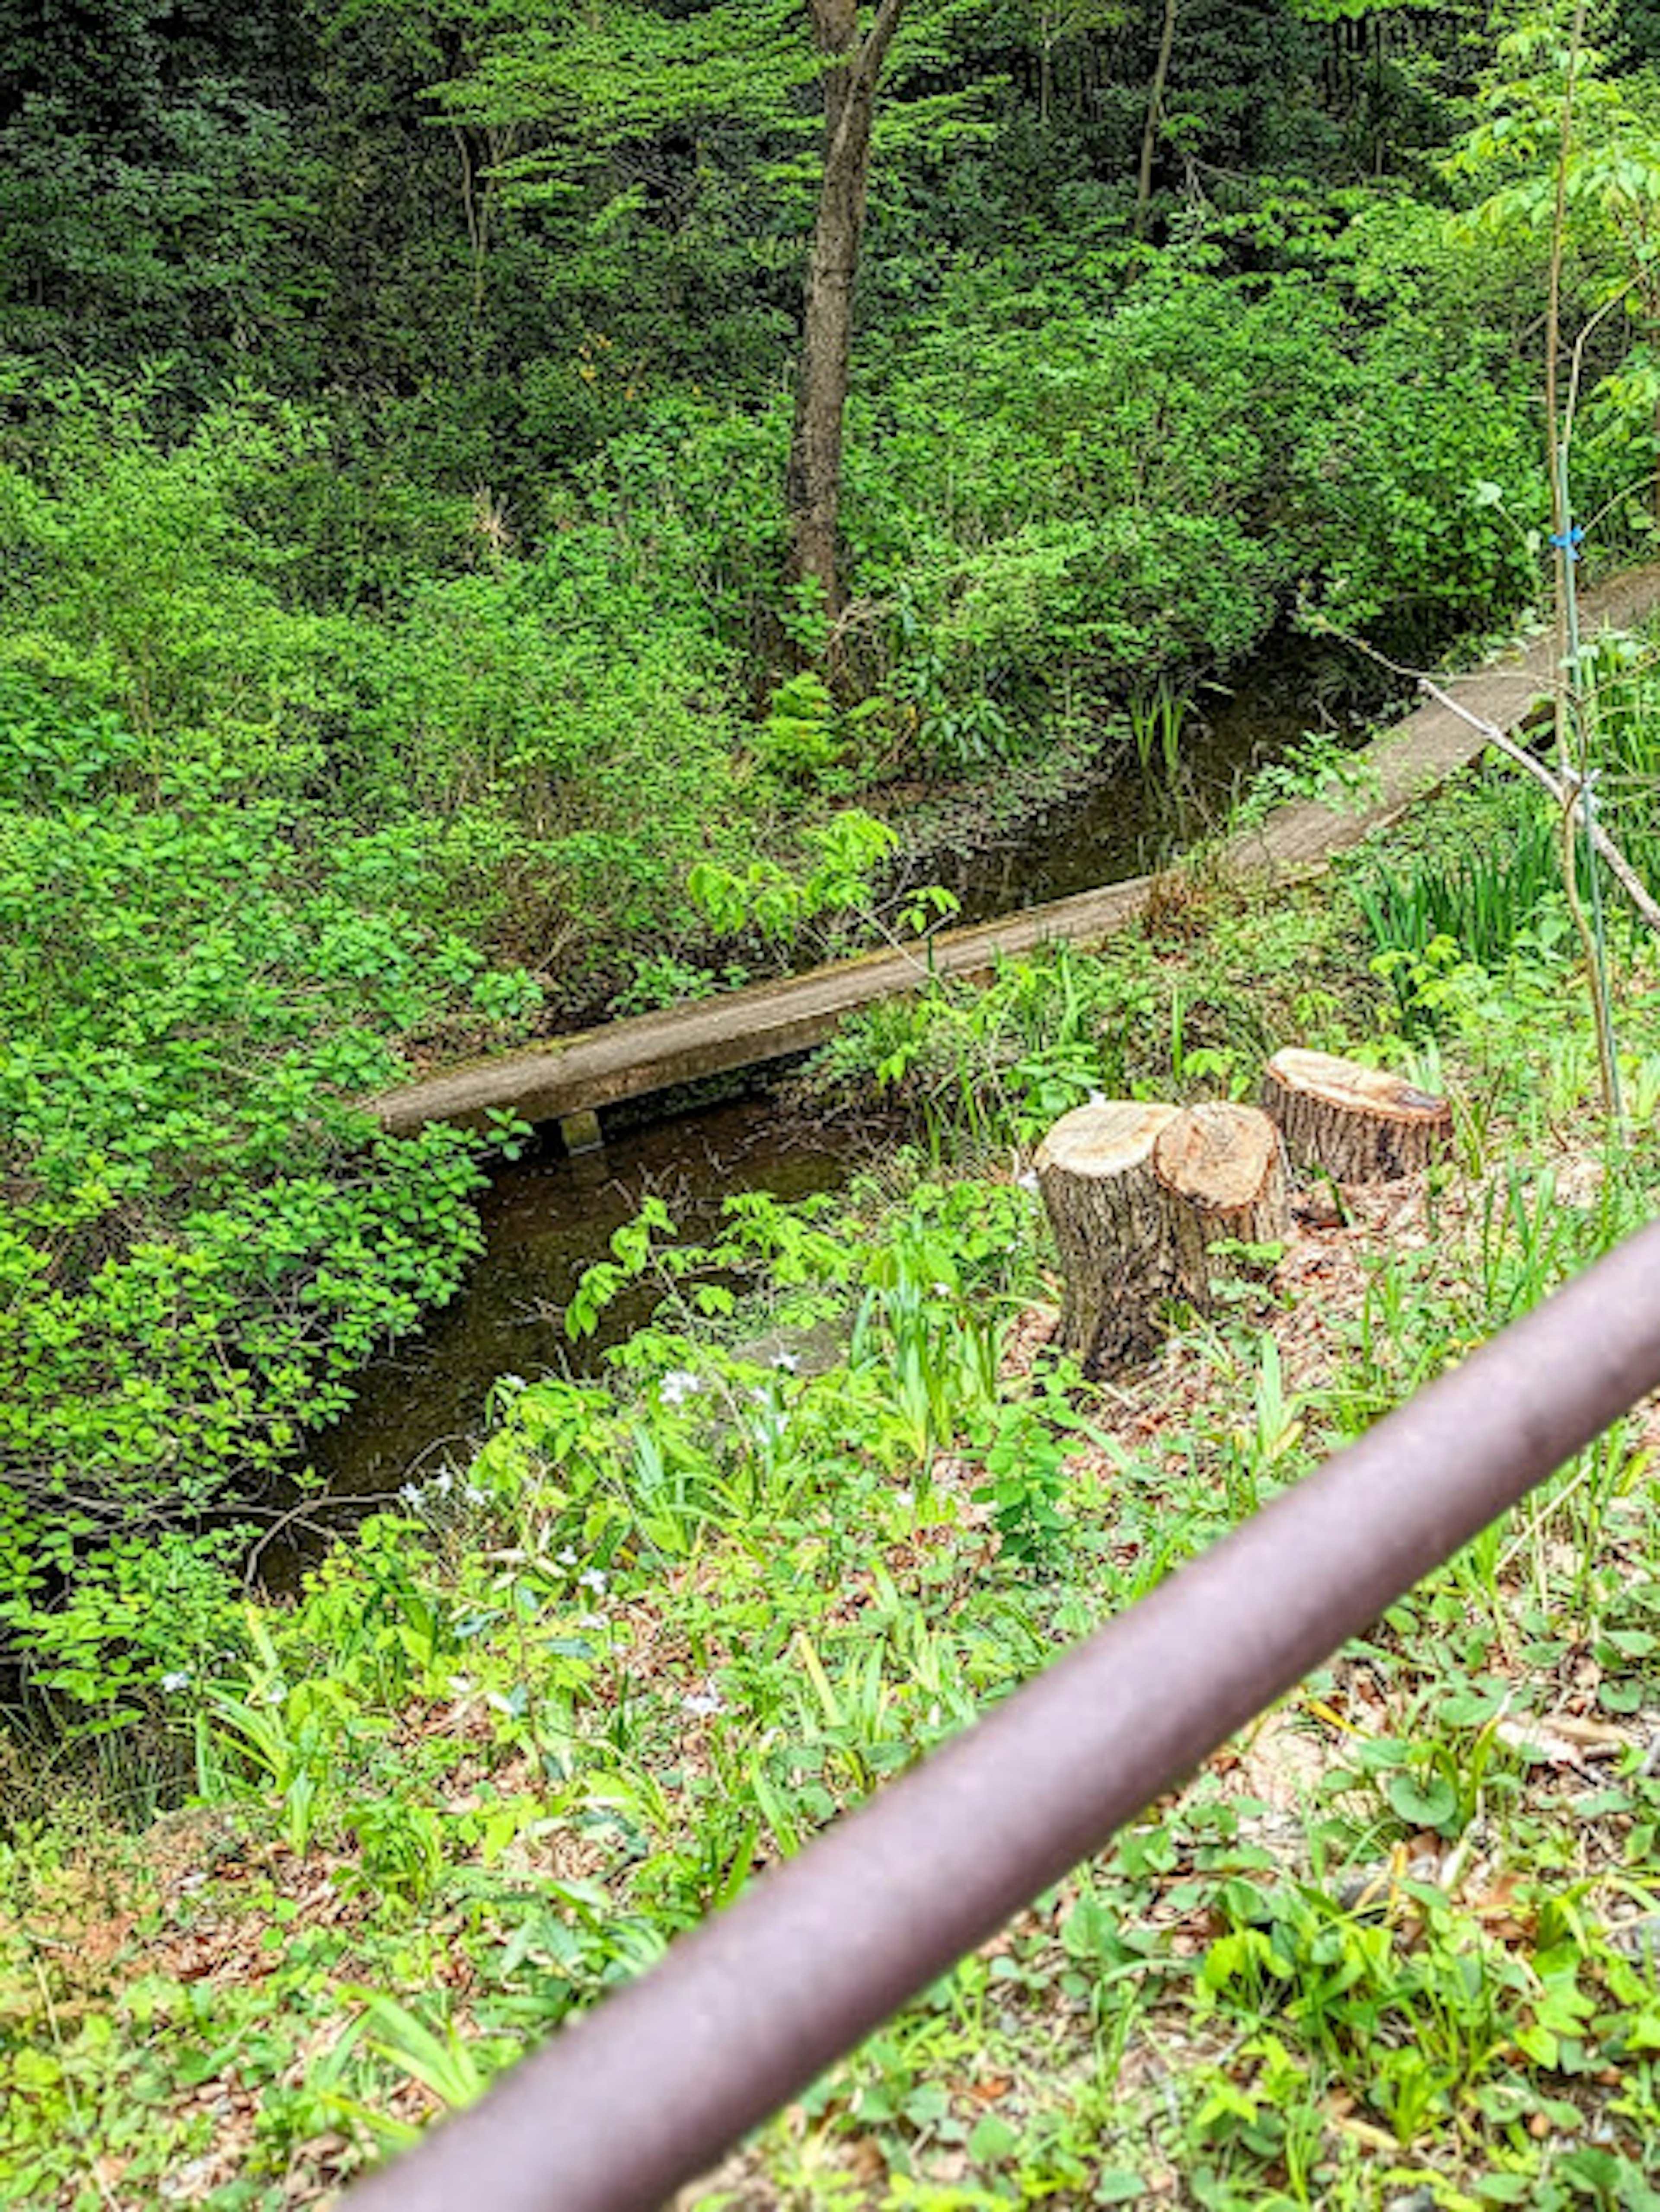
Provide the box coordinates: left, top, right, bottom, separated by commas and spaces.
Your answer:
0, 681, 516, 1704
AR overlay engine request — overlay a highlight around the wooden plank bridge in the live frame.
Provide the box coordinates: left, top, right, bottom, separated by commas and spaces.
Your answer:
369, 569, 1660, 1146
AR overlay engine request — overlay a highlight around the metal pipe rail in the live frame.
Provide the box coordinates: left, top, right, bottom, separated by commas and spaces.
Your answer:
343, 1217, 1660, 2212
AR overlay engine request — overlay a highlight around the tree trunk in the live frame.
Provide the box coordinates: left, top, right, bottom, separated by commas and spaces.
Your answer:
1261, 1048, 1452, 1182
1035, 1101, 1181, 1376
1152, 1104, 1289, 1307
786, 0, 904, 623
1133, 0, 1179, 240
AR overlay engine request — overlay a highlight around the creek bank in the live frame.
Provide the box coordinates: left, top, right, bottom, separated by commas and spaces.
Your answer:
393, 634, 1394, 1068
366, 568, 1653, 1145
283, 1088, 863, 1582
890, 630, 1401, 926
316, 569, 1660, 1566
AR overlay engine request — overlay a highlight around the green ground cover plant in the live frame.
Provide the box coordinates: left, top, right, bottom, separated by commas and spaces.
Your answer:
13, 758, 1660, 2207
0, 670, 540, 1736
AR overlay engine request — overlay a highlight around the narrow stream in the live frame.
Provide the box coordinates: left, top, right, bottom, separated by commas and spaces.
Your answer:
303, 1096, 860, 1510
298, 639, 1390, 1544
937, 640, 1359, 923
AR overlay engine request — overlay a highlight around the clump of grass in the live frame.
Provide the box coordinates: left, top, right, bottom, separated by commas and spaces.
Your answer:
1353, 797, 1561, 981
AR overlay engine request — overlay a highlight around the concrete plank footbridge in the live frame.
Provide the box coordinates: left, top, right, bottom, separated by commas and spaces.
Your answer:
368, 568, 1660, 1149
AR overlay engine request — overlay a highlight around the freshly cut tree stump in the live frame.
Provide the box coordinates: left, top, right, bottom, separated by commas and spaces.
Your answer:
1152, 1103, 1290, 1305
1261, 1048, 1452, 1183
1035, 1101, 1181, 1376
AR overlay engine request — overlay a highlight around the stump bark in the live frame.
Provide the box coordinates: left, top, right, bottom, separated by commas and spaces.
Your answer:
1152, 1102, 1290, 1306
1261, 1048, 1452, 1182
1035, 1101, 1181, 1376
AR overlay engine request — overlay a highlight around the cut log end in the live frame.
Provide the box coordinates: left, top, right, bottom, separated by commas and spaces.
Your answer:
1152, 1103, 1289, 1304
1034, 1100, 1181, 1182
1262, 1047, 1452, 1183
1035, 1099, 1290, 1368
1153, 1100, 1285, 1214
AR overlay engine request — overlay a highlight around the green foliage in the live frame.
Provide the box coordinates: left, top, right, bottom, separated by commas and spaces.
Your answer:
12, 6, 1660, 2185
11, 735, 1660, 2198
0, 377, 349, 785
0, 678, 533, 1707
686, 810, 900, 946
844, 258, 1541, 724
753, 669, 844, 781
1354, 795, 1563, 1028
0, 85, 325, 382
0, 1529, 249, 1733
0, 373, 789, 966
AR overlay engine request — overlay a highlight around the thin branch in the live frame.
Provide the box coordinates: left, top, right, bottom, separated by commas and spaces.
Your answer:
1543, 0, 1589, 552
1416, 672, 1660, 939
1307, 616, 1660, 941
1580, 469, 1660, 539
1563, 276, 1640, 456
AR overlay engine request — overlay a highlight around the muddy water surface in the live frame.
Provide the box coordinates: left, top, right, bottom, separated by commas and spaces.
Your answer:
305, 1098, 857, 1509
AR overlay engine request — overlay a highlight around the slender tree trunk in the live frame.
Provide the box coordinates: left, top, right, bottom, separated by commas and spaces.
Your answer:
1133, 0, 1178, 240
786, 0, 904, 623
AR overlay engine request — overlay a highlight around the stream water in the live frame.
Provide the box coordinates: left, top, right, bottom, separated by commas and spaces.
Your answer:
302, 1097, 860, 1515
935, 643, 1344, 923
299, 640, 1389, 1545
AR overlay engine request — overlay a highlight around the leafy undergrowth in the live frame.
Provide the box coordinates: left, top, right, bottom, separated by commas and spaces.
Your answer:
14, 776, 1660, 2210
0, 677, 560, 1717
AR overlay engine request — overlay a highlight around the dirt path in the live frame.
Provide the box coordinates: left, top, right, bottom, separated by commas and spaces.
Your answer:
370, 569, 1660, 1136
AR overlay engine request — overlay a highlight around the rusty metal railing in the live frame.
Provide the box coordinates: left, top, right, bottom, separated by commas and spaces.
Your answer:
342, 1217, 1660, 2212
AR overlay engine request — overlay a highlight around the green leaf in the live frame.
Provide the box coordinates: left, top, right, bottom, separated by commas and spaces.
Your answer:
966, 2114, 1019, 2162
1385, 1772, 1459, 1829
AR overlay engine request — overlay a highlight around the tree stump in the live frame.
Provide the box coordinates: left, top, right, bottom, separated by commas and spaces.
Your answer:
1152, 1102, 1290, 1306
1035, 1101, 1181, 1376
1261, 1048, 1452, 1183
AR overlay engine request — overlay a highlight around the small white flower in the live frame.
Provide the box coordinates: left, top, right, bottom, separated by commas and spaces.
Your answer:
771, 1352, 801, 1373
895, 1489, 915, 1510
465, 1484, 488, 1505
498, 1374, 527, 1396
448, 1674, 475, 1695
557, 1546, 578, 1567
683, 1687, 726, 1719
660, 1369, 702, 1406
432, 1468, 454, 1497
578, 1567, 608, 1595
577, 1612, 607, 1631
1088, 1089, 1107, 1107
1016, 1167, 1040, 1194
748, 1385, 769, 1404
262, 1680, 288, 1706
399, 1481, 423, 1507
160, 1670, 192, 1693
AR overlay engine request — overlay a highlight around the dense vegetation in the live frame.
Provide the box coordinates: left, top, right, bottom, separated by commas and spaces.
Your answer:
16, 765, 1660, 2207
10, 0, 1660, 2200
